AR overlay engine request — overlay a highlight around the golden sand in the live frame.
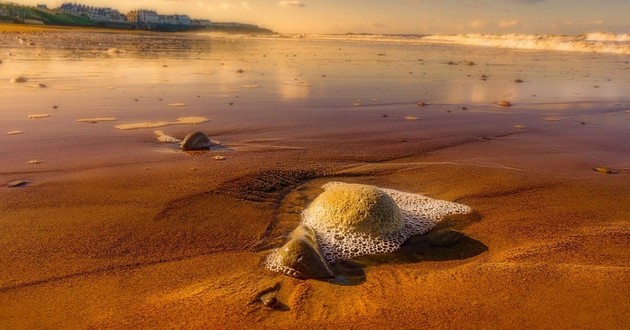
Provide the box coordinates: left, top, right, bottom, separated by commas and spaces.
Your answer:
0, 26, 628, 329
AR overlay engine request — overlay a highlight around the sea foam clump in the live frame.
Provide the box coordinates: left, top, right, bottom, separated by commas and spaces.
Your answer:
268, 182, 472, 271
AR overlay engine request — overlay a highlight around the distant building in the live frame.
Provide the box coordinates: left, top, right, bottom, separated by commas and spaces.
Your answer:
126, 9, 159, 24
191, 19, 212, 27
58, 3, 124, 22
159, 14, 191, 26
37, 4, 48, 10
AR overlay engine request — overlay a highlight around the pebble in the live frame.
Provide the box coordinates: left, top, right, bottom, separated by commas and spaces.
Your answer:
497, 100, 512, 107
593, 167, 619, 175
10, 76, 28, 83
6, 130, 23, 135
213, 155, 226, 161
259, 292, 278, 308
8, 180, 28, 188
28, 160, 42, 165
405, 116, 419, 121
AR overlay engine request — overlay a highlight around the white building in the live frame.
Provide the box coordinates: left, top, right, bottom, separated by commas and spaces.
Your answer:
127, 9, 159, 24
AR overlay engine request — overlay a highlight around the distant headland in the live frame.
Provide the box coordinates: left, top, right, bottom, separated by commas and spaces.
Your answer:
0, 2, 274, 33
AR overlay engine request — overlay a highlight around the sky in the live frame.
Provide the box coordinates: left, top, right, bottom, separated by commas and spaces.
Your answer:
11, 0, 630, 34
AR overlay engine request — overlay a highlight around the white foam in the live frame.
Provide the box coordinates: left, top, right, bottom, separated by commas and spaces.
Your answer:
28, 114, 49, 119
154, 130, 181, 143
76, 118, 118, 123
115, 117, 209, 130
306, 182, 471, 262
267, 32, 630, 55
115, 121, 171, 130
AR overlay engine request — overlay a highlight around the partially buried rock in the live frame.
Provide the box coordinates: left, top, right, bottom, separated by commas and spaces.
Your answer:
593, 167, 619, 175
10, 76, 28, 83
429, 229, 464, 247
8, 180, 29, 188
259, 292, 278, 308
497, 100, 512, 107
268, 224, 334, 279
181, 132, 215, 150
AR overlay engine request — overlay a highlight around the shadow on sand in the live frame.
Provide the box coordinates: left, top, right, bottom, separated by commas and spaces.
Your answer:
326, 212, 488, 286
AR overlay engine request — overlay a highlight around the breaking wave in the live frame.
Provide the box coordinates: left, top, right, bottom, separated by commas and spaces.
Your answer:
283, 32, 630, 55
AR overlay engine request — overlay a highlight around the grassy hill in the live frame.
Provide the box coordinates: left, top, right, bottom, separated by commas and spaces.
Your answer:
0, 3, 95, 26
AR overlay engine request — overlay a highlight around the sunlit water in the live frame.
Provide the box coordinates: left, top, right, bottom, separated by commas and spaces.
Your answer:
1, 31, 629, 174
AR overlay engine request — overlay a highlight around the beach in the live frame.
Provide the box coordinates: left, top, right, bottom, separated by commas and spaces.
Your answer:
1, 25, 629, 329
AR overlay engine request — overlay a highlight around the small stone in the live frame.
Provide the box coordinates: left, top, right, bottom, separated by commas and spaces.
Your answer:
8, 180, 28, 188
6, 130, 23, 135
405, 116, 419, 121
260, 292, 278, 308
28, 160, 42, 165
237, 69, 244, 73
10, 76, 28, 83
497, 100, 512, 107
213, 155, 226, 161
417, 102, 427, 107
515, 79, 524, 83
593, 167, 619, 175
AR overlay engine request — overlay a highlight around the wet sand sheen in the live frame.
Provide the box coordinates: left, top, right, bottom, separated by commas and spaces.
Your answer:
1, 26, 629, 329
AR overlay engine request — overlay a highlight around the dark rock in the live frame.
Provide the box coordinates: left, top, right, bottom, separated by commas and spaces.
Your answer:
260, 292, 278, 308
429, 229, 464, 247
181, 132, 215, 151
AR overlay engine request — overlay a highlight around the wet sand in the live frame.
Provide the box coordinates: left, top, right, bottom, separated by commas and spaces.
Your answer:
1, 26, 629, 329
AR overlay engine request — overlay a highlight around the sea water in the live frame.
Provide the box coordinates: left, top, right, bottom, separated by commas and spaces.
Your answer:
0, 31, 628, 173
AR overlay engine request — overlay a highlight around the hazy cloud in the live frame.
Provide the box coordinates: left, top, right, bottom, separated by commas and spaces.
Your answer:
468, 20, 489, 28
498, 19, 519, 27
278, 1, 306, 7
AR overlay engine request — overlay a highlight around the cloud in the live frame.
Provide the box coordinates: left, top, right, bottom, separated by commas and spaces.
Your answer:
498, 19, 519, 27
278, 1, 306, 7
468, 20, 489, 28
